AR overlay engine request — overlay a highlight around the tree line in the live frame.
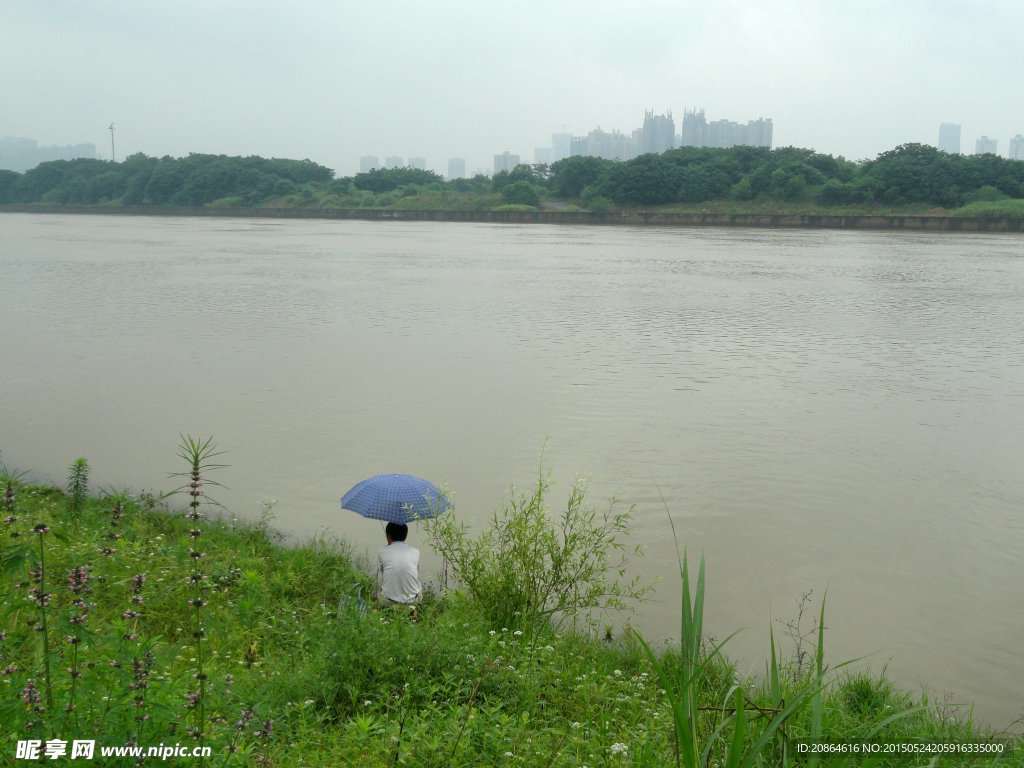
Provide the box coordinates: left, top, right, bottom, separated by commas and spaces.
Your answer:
538, 143, 1024, 209
1, 144, 1022, 211
0, 153, 334, 207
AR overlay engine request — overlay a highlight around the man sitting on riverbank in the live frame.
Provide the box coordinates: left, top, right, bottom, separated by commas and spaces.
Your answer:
376, 522, 422, 614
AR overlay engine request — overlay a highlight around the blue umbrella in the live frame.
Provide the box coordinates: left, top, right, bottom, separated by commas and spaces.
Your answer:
341, 474, 451, 524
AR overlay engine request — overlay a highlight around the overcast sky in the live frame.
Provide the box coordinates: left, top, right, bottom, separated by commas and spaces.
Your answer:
3, 0, 1022, 177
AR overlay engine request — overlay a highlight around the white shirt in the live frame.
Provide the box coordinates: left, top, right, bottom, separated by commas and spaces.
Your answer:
377, 541, 421, 604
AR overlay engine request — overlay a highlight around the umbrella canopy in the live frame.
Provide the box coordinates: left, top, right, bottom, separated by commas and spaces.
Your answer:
341, 474, 451, 524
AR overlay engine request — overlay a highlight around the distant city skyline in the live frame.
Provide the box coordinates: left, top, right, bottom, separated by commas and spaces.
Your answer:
5, 2, 1023, 179
1, 113, 1021, 181
6, 112, 1023, 179
0, 136, 98, 173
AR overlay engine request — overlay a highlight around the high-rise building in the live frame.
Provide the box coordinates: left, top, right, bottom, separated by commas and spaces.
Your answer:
447, 157, 466, 179
641, 110, 675, 155
975, 136, 997, 155
567, 127, 637, 161
493, 151, 520, 174
681, 109, 708, 147
0, 136, 97, 172
745, 118, 773, 148
1009, 135, 1024, 161
551, 133, 572, 162
680, 111, 771, 149
938, 123, 961, 154
708, 119, 747, 148
385, 156, 404, 169
359, 155, 380, 173
569, 136, 588, 157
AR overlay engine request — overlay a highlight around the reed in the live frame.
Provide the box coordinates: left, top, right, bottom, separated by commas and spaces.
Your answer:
169, 435, 227, 760
65, 458, 90, 524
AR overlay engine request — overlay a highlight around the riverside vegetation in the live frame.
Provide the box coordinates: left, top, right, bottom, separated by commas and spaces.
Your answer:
1, 441, 1020, 767
1, 143, 1024, 219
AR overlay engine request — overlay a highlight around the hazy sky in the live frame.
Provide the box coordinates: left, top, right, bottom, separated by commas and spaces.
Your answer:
4, 0, 1022, 176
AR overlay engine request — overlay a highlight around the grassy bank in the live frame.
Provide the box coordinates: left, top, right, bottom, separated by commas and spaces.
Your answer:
1, 447, 1019, 767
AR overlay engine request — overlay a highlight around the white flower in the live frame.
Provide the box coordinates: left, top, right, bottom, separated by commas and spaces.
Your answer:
613, 669, 623, 676
489, 630, 496, 636
609, 742, 628, 756
513, 630, 522, 636
363, 700, 372, 707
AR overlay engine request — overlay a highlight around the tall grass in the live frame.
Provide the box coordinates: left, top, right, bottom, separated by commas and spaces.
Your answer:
952, 199, 1024, 218
1, 449, 1019, 767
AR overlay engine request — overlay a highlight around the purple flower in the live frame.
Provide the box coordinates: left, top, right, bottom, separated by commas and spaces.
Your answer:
254, 719, 274, 739
68, 566, 92, 594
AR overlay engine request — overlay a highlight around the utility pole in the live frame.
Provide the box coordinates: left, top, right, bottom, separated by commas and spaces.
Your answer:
109, 123, 116, 163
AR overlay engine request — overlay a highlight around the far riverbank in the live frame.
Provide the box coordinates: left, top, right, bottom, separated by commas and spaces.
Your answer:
3, 203, 1024, 232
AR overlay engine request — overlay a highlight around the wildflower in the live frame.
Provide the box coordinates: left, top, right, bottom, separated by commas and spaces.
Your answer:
254, 719, 274, 739
236, 710, 254, 732
20, 680, 43, 711
130, 573, 147, 604
608, 742, 628, 756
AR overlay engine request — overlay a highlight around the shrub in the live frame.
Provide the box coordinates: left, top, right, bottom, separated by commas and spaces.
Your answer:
952, 199, 1024, 218
425, 463, 648, 635
500, 180, 541, 208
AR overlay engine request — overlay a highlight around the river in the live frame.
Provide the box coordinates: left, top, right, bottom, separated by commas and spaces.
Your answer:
1, 212, 1022, 729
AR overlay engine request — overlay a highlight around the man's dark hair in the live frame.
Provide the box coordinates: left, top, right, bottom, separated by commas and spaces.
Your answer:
385, 522, 409, 542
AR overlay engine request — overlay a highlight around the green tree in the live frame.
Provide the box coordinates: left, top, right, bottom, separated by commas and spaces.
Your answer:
500, 180, 540, 207
144, 159, 191, 204
0, 169, 18, 203
610, 153, 680, 206
860, 143, 961, 206
549, 155, 612, 199
353, 167, 442, 193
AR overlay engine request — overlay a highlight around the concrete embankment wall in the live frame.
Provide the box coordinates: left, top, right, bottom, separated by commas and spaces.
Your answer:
3, 204, 1023, 232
